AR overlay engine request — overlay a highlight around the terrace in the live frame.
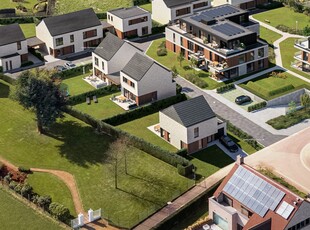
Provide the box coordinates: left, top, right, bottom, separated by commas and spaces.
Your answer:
295, 38, 310, 51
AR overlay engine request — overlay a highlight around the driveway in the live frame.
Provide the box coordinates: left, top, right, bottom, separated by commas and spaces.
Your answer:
221, 88, 260, 110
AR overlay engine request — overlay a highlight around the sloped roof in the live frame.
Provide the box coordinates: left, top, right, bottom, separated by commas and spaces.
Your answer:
161, 95, 216, 127
93, 33, 125, 61
163, 0, 198, 8
121, 52, 154, 81
42, 8, 101, 36
0, 24, 25, 46
108, 6, 149, 19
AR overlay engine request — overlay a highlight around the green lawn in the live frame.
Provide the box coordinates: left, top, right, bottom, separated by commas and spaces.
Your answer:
259, 26, 282, 45
0, 188, 64, 230
117, 112, 177, 152
0, 0, 38, 13
0, 80, 192, 228
253, 7, 310, 30
146, 38, 221, 90
55, 0, 133, 14
188, 145, 234, 180
73, 92, 124, 120
27, 172, 76, 216
61, 74, 95, 96
20, 23, 36, 38
239, 71, 310, 100
139, 3, 152, 12
280, 37, 310, 80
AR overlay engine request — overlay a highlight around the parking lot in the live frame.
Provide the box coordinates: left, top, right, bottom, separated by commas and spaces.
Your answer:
221, 88, 260, 110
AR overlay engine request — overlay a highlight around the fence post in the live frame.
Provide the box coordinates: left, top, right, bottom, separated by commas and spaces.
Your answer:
88, 209, 93, 222
78, 213, 84, 226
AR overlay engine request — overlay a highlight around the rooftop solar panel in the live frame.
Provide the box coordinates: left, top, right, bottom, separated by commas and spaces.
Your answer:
276, 201, 295, 219
212, 23, 245, 37
223, 166, 285, 217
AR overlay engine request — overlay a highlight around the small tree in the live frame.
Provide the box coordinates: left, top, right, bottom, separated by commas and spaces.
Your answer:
300, 93, 310, 110
288, 100, 297, 113
49, 202, 70, 223
189, 57, 198, 70
177, 52, 185, 67
171, 65, 179, 79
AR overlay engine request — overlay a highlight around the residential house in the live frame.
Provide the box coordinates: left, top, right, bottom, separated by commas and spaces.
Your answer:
294, 37, 310, 73
92, 33, 142, 85
159, 95, 226, 153
212, 0, 269, 10
107, 6, 152, 39
0, 23, 28, 72
151, 0, 211, 25
209, 157, 310, 230
165, 5, 268, 79
36, 8, 103, 58
120, 52, 176, 106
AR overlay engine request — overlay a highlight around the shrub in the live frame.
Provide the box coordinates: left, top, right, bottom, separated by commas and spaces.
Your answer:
49, 202, 71, 223
21, 183, 33, 197
4, 174, 12, 184
157, 48, 167, 56
177, 163, 194, 177
9, 181, 18, 190
152, 20, 166, 34
18, 166, 32, 174
133, 0, 150, 5
29, 48, 44, 61
176, 148, 188, 157
247, 101, 267, 112
216, 83, 235, 93
14, 183, 23, 194
268, 84, 294, 96
21, 61, 34, 67
0, 163, 4, 172
184, 73, 208, 88
96, 13, 107, 19
0, 74, 16, 84
34, 195, 52, 210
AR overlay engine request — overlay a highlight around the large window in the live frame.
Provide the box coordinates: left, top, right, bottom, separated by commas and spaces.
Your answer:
123, 76, 128, 83
70, 34, 74, 43
102, 61, 105, 70
188, 41, 194, 51
176, 7, 191, 17
130, 81, 135, 88
258, 48, 264, 58
55, 37, 63, 46
194, 127, 199, 138
83, 29, 97, 39
128, 16, 148, 25
95, 57, 98, 66
193, 1, 208, 9
17, 41, 21, 50
258, 59, 264, 69
238, 54, 246, 64
249, 51, 254, 61
213, 212, 228, 230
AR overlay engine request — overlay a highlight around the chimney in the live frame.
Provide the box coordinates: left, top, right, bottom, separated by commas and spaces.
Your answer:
236, 155, 244, 165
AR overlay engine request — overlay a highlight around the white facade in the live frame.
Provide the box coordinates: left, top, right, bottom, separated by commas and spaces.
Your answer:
0, 40, 27, 72
107, 8, 152, 37
152, 0, 210, 25
36, 21, 103, 55
212, 0, 254, 7
159, 112, 218, 149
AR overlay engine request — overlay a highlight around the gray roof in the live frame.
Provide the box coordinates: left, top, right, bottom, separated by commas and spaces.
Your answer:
108, 6, 149, 19
122, 53, 154, 81
42, 8, 101, 36
93, 33, 124, 60
161, 95, 216, 127
163, 0, 199, 8
0, 24, 25, 46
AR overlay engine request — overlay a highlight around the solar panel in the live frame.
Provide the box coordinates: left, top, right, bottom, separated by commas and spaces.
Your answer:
276, 201, 295, 219
223, 166, 285, 217
212, 23, 245, 37
202, 5, 239, 19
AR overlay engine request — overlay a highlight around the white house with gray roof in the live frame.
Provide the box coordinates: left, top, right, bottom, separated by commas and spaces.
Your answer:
107, 6, 151, 39
120, 52, 176, 106
0, 24, 28, 72
92, 33, 142, 85
36, 8, 103, 58
159, 96, 226, 153
151, 0, 210, 25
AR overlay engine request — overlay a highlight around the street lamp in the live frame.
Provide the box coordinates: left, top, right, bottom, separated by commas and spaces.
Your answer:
296, 21, 298, 32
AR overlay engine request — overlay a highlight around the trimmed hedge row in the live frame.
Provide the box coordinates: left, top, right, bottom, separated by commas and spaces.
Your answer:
63, 106, 194, 176
59, 63, 92, 79
103, 93, 187, 126
247, 101, 267, 112
216, 83, 235, 93
0, 74, 16, 84
268, 84, 294, 96
184, 73, 208, 88
67, 85, 119, 105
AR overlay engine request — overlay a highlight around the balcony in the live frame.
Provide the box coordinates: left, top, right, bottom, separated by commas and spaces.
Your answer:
209, 60, 229, 72
294, 51, 309, 63
295, 38, 310, 51
189, 51, 205, 61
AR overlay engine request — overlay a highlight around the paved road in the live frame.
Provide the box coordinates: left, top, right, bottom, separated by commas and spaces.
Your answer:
176, 77, 286, 146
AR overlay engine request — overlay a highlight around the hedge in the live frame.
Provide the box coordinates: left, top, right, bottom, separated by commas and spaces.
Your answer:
49, 202, 71, 223
184, 73, 208, 88
59, 63, 92, 79
0, 74, 16, 84
18, 166, 32, 174
103, 93, 187, 126
67, 84, 119, 105
268, 84, 294, 96
247, 101, 267, 112
257, 1, 283, 9
63, 106, 194, 176
216, 83, 235, 93
96, 12, 107, 19
0, 16, 45, 25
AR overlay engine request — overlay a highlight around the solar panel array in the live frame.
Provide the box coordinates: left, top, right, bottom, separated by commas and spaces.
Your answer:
276, 201, 295, 219
223, 166, 285, 217
191, 14, 214, 24
202, 5, 240, 19
211, 23, 245, 37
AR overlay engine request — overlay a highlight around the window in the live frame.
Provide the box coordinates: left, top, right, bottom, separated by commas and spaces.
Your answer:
130, 81, 135, 88
95, 57, 98, 66
258, 48, 264, 58
249, 51, 254, 61
17, 41, 21, 50
83, 29, 97, 39
123, 77, 127, 83
173, 33, 175, 42
129, 16, 148, 25
176, 7, 191, 17
102, 61, 104, 70
108, 15, 110, 20
247, 63, 254, 73
194, 127, 199, 138
111, 16, 113, 21
258, 59, 264, 69
238, 54, 245, 64
193, 1, 208, 9
188, 41, 194, 51
55, 37, 63, 46
70, 34, 74, 43
213, 212, 228, 230
180, 37, 183, 46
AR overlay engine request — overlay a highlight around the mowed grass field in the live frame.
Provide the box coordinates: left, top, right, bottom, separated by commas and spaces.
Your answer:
55, 0, 133, 14
253, 7, 310, 29
0, 0, 37, 12
259, 26, 282, 45
0, 80, 192, 228
0, 188, 64, 230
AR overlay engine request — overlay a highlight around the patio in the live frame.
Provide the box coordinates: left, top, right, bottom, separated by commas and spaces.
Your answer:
111, 95, 137, 111
83, 75, 107, 89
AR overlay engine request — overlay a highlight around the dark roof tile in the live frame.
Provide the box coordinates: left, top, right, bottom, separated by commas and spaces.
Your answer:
0, 24, 25, 46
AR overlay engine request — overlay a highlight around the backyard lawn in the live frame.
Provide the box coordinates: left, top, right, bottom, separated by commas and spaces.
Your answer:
259, 26, 282, 44
117, 112, 178, 152
0, 0, 38, 13
239, 71, 310, 100
139, 3, 152, 12
253, 7, 310, 30
0, 80, 193, 228
61, 74, 95, 96
73, 92, 124, 120
20, 23, 36, 38
55, 0, 132, 14
146, 38, 222, 90
27, 172, 76, 216
0, 188, 64, 230
280, 38, 310, 80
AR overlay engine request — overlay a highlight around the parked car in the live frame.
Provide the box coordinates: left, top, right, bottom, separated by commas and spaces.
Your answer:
235, 95, 251, 105
64, 62, 76, 69
128, 103, 137, 110
54, 65, 66, 72
220, 135, 239, 153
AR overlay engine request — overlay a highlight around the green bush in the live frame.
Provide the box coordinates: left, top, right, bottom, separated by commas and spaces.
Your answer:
0, 67, 3, 73
48, 202, 71, 223
184, 73, 208, 88
276, 24, 303, 35
268, 84, 294, 96
33, 195, 52, 210
96, 13, 107, 19
103, 94, 187, 126
247, 101, 267, 112
176, 148, 188, 157
4, 174, 12, 184
59, 63, 92, 79
157, 48, 167, 56
216, 83, 235, 93
21, 183, 33, 197
152, 20, 166, 34
9, 181, 18, 190
21, 61, 34, 67
134, 0, 150, 5
14, 183, 23, 194
0, 17, 36, 25
0, 163, 4, 172
18, 166, 32, 174
177, 163, 194, 177
0, 74, 16, 84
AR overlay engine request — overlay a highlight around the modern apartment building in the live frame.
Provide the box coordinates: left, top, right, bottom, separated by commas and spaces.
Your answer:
294, 37, 310, 74
165, 5, 268, 79
152, 0, 211, 25
36, 8, 103, 58
107, 6, 152, 39
212, 0, 269, 10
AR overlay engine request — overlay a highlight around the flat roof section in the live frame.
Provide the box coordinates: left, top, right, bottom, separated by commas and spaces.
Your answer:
108, 6, 149, 19
211, 22, 245, 37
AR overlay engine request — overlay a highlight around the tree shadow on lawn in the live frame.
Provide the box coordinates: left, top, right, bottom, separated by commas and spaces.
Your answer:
0, 82, 10, 98
46, 120, 114, 168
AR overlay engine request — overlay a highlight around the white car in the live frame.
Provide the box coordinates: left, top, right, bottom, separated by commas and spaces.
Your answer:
64, 62, 76, 69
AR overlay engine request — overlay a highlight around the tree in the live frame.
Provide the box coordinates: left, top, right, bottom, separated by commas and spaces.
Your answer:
189, 57, 198, 70
288, 100, 297, 113
177, 52, 184, 67
171, 65, 179, 79
300, 93, 310, 110
11, 69, 66, 134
